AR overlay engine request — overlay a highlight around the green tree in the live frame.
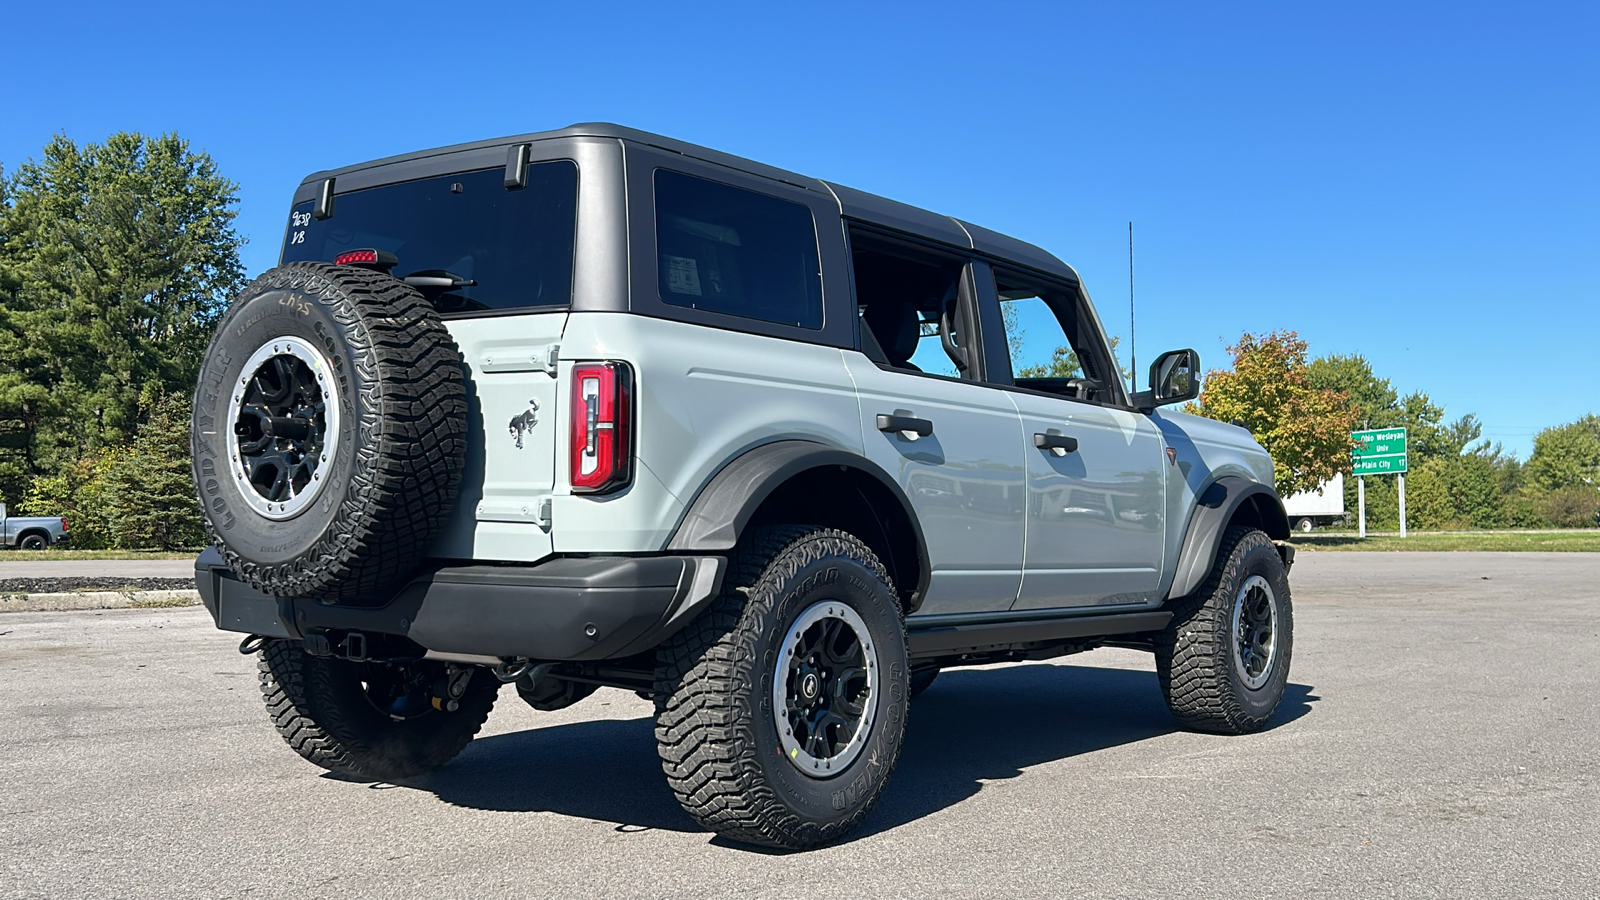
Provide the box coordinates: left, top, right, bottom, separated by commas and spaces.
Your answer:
1304, 353, 1482, 461
1305, 354, 1397, 430
1527, 414, 1600, 491
0, 132, 243, 500
1402, 457, 1455, 530
1445, 450, 1506, 529
1193, 330, 1359, 497
1014, 335, 1129, 380
102, 392, 205, 550
1532, 485, 1600, 528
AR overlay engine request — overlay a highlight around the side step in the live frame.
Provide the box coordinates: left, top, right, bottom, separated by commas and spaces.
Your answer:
906, 610, 1171, 658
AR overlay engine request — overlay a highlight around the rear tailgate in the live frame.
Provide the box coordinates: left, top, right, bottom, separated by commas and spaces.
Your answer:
427, 313, 567, 562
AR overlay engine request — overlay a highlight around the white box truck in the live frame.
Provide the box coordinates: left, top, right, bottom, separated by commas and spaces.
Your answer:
1283, 472, 1345, 532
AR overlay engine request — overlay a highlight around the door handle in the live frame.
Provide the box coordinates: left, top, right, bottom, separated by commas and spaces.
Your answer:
1033, 432, 1079, 455
877, 414, 934, 437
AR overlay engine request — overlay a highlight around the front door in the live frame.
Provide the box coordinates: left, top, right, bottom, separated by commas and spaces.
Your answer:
1009, 392, 1166, 608
984, 266, 1166, 610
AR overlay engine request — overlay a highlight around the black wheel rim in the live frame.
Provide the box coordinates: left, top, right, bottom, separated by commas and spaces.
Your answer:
1231, 574, 1279, 690
228, 337, 340, 520
773, 601, 877, 777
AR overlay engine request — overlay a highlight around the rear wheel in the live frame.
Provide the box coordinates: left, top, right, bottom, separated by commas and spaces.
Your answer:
1294, 517, 1314, 533
1155, 526, 1293, 734
654, 526, 909, 850
18, 534, 48, 551
258, 640, 499, 781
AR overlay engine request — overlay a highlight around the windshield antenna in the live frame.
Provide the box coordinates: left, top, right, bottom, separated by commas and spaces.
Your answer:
1128, 221, 1136, 392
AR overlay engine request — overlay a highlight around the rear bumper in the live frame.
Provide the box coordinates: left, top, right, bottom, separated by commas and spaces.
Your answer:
193, 548, 724, 661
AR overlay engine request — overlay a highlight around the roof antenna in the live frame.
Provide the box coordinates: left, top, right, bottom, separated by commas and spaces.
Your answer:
1128, 221, 1136, 392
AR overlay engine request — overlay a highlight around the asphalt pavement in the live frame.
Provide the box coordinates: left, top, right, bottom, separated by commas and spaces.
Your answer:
0, 558, 194, 579
1, 552, 1596, 899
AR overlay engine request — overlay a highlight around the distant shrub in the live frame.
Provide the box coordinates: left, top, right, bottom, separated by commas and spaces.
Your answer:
15, 394, 201, 550
1534, 485, 1600, 529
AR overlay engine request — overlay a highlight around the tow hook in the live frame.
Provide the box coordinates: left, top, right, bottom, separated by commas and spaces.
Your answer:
238, 635, 268, 655
432, 664, 474, 712
492, 656, 537, 683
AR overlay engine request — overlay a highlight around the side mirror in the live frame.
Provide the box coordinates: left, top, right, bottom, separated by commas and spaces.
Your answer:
1133, 348, 1200, 411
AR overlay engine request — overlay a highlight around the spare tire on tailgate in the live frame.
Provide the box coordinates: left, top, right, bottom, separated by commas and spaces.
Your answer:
191, 261, 467, 599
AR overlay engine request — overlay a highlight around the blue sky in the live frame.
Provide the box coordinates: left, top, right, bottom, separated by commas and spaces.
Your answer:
3, 1, 1594, 457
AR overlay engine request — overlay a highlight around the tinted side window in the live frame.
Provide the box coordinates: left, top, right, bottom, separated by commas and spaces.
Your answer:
281, 161, 577, 313
654, 170, 822, 329
849, 231, 973, 380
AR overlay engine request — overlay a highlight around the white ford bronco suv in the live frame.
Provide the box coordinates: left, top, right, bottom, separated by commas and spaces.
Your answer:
191, 124, 1295, 850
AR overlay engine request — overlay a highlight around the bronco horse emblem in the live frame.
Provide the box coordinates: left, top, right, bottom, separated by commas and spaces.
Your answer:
508, 400, 540, 449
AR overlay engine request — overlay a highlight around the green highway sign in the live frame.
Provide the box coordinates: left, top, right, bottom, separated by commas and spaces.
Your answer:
1352, 427, 1407, 475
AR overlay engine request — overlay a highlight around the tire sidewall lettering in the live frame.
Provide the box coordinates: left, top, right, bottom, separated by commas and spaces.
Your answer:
192, 267, 380, 570
753, 547, 908, 822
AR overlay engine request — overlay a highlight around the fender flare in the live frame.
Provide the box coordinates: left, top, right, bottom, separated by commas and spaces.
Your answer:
14, 528, 52, 548
1168, 475, 1289, 599
665, 440, 930, 604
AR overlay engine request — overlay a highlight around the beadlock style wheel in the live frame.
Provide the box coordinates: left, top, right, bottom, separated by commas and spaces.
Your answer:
227, 336, 340, 520
1231, 574, 1279, 690
191, 262, 468, 598
773, 600, 878, 777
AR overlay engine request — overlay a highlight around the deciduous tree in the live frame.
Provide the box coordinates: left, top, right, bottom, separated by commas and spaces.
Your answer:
1527, 414, 1600, 491
1193, 330, 1359, 497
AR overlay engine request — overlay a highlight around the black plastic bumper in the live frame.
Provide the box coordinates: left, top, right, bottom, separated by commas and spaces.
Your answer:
193, 547, 725, 662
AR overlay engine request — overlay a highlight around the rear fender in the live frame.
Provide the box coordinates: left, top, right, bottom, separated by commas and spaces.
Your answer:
665, 440, 931, 611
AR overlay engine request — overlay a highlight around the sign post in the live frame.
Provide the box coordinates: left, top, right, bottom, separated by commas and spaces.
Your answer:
1351, 428, 1408, 538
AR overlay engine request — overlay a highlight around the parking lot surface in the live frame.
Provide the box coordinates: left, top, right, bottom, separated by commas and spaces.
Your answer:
0, 558, 193, 579
1, 552, 1596, 899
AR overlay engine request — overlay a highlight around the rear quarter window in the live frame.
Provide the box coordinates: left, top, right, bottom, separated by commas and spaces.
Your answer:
281, 160, 577, 313
654, 169, 823, 329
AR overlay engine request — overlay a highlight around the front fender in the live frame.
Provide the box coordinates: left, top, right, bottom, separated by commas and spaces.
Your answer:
1168, 476, 1289, 599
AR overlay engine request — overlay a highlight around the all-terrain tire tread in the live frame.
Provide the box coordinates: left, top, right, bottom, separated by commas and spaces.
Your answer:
653, 526, 907, 849
195, 262, 468, 598
1155, 526, 1290, 734
257, 640, 496, 781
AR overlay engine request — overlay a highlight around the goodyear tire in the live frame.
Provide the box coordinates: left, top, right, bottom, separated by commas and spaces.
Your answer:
1155, 526, 1294, 734
258, 640, 498, 781
191, 262, 467, 599
654, 526, 909, 850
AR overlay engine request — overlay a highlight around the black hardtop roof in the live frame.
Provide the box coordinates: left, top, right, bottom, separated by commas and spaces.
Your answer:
299, 123, 1079, 284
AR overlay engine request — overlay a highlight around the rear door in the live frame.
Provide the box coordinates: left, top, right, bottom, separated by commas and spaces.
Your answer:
844, 233, 1025, 616
279, 152, 581, 562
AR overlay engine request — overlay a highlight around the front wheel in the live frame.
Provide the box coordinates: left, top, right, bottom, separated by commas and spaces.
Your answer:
258, 641, 499, 781
1155, 526, 1293, 734
654, 526, 909, 850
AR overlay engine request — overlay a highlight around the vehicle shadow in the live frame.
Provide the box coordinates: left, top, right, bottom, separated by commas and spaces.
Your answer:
855, 664, 1315, 842
413, 663, 1317, 840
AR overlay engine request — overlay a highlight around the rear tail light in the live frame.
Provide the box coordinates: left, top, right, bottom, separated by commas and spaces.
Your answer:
60, 518, 68, 532
570, 362, 634, 493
